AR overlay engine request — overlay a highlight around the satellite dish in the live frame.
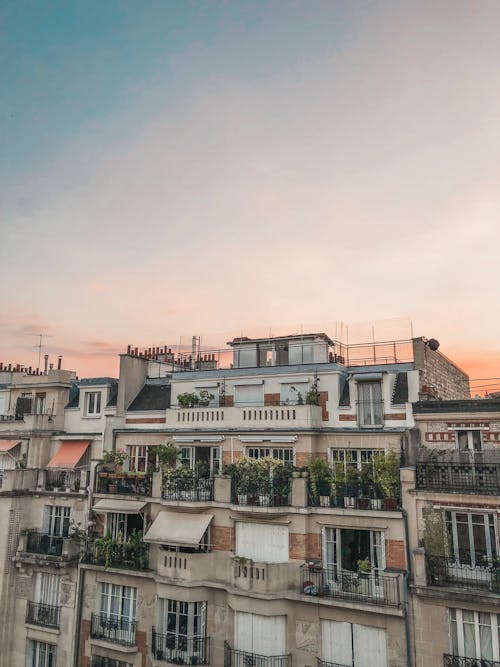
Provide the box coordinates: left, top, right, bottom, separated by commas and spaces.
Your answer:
427, 338, 440, 351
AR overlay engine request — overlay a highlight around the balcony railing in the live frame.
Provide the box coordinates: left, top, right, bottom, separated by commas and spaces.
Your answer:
224, 642, 291, 667
300, 564, 401, 608
85, 536, 149, 570
444, 655, 500, 667
426, 555, 500, 593
45, 468, 86, 493
96, 473, 153, 496
162, 474, 214, 501
317, 660, 351, 667
91, 657, 132, 667
90, 613, 136, 646
416, 461, 500, 495
26, 601, 61, 628
152, 629, 210, 664
308, 482, 400, 511
26, 531, 64, 557
230, 472, 291, 508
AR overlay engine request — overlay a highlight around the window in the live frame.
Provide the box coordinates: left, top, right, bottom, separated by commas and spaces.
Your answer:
236, 522, 289, 563
43, 506, 70, 537
234, 384, 264, 407
107, 512, 143, 542
158, 599, 206, 654
34, 393, 46, 415
127, 445, 149, 472
357, 381, 383, 426
445, 511, 497, 566
33, 572, 60, 606
246, 447, 295, 465
456, 430, 483, 452
26, 640, 56, 667
85, 391, 101, 416
449, 609, 500, 662
330, 448, 377, 476
99, 583, 136, 623
178, 446, 220, 476
321, 621, 387, 667
234, 612, 286, 656
323, 527, 384, 574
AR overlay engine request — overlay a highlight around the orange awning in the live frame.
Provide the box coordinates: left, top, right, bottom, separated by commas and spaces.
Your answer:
0, 440, 21, 452
47, 441, 89, 469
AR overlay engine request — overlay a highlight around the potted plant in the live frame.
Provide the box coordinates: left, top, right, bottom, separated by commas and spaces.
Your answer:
374, 449, 401, 510
357, 557, 372, 578
234, 457, 252, 504
308, 456, 332, 507
343, 466, 360, 508
102, 449, 129, 473
358, 465, 373, 509
157, 443, 180, 471
255, 456, 278, 506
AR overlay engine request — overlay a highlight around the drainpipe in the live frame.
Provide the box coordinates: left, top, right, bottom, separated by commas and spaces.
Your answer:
402, 508, 414, 667
72, 564, 85, 667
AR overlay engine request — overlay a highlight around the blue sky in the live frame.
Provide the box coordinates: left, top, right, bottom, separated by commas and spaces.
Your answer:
1, 1, 500, 389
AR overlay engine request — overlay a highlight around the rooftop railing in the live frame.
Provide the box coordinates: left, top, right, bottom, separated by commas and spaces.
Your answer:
426, 555, 500, 593
416, 461, 500, 495
162, 474, 214, 502
444, 654, 500, 667
26, 601, 61, 628
301, 564, 402, 608
224, 641, 291, 667
152, 630, 210, 665
90, 613, 136, 646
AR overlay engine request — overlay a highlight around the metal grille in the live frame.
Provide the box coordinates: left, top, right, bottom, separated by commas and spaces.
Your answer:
152, 629, 210, 664
427, 555, 500, 592
224, 641, 291, 667
443, 654, 500, 667
90, 613, 136, 646
416, 462, 500, 495
26, 601, 61, 628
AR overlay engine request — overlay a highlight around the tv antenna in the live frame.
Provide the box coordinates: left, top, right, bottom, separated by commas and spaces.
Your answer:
31, 332, 53, 371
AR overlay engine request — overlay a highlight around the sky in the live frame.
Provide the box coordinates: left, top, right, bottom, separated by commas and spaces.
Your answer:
1, 1, 499, 395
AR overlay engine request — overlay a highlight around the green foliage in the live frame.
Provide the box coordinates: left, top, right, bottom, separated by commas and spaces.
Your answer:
422, 507, 448, 556
374, 449, 400, 498
308, 456, 333, 497
357, 557, 372, 573
102, 449, 128, 471
177, 391, 214, 408
156, 443, 180, 470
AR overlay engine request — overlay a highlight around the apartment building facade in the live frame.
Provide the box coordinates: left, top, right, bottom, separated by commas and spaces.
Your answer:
0, 333, 472, 667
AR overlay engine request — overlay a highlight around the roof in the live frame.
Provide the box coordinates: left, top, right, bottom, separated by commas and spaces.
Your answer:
227, 332, 334, 346
106, 382, 118, 407
127, 383, 171, 411
392, 372, 408, 404
65, 379, 118, 409
79, 377, 117, 386
144, 511, 213, 546
413, 398, 500, 414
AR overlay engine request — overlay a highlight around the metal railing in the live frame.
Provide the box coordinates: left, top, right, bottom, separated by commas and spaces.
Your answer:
90, 613, 136, 646
162, 474, 214, 501
416, 462, 500, 495
444, 655, 500, 667
96, 473, 153, 496
152, 629, 210, 664
300, 564, 401, 607
26, 601, 61, 628
426, 555, 500, 593
317, 660, 352, 667
91, 657, 131, 667
45, 469, 85, 492
230, 472, 291, 507
224, 641, 291, 667
308, 482, 400, 511
85, 537, 149, 570
26, 531, 64, 556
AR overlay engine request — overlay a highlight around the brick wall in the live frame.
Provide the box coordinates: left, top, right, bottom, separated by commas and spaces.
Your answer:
221, 395, 234, 407
385, 539, 406, 569
318, 391, 329, 421
137, 629, 148, 667
222, 450, 243, 465
413, 338, 470, 400
290, 532, 321, 560
212, 525, 234, 551
295, 452, 310, 468
79, 618, 90, 667
264, 393, 280, 406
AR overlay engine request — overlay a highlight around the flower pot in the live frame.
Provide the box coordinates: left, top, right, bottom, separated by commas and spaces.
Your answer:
259, 494, 270, 506
384, 497, 399, 511
343, 496, 356, 509
237, 494, 248, 505
370, 498, 383, 510
319, 495, 330, 508
358, 498, 369, 509
108, 484, 118, 494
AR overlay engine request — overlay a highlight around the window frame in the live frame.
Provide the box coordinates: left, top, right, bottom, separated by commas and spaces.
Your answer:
449, 608, 500, 662
85, 391, 102, 416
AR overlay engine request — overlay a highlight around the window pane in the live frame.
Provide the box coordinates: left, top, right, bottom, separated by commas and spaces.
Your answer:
479, 613, 493, 660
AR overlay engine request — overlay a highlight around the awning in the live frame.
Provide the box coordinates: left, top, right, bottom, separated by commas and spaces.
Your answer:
47, 440, 89, 469
0, 440, 21, 452
92, 499, 147, 514
144, 511, 213, 547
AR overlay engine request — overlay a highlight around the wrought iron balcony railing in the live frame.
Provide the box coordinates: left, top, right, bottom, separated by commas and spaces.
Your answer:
26, 531, 64, 556
443, 654, 500, 667
308, 482, 400, 511
224, 641, 291, 667
416, 461, 500, 495
152, 629, 210, 664
90, 613, 136, 646
96, 472, 153, 496
230, 472, 291, 508
45, 468, 86, 492
26, 601, 61, 628
85, 537, 149, 571
162, 474, 214, 502
300, 564, 402, 608
426, 555, 500, 593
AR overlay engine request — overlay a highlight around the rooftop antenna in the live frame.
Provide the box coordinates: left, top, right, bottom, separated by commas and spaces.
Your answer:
28, 332, 53, 372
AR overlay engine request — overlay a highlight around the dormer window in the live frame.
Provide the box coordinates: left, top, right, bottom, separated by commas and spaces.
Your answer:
357, 380, 383, 427
85, 391, 101, 416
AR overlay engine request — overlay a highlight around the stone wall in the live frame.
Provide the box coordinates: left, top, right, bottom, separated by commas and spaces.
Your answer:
413, 338, 470, 400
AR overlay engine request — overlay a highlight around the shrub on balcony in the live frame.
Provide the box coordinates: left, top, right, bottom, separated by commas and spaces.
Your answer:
308, 456, 333, 498
177, 391, 214, 408
374, 449, 400, 498
102, 449, 128, 473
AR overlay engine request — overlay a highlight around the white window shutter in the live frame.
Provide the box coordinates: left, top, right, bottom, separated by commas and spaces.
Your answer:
321, 620, 352, 664
353, 625, 387, 667
235, 523, 289, 563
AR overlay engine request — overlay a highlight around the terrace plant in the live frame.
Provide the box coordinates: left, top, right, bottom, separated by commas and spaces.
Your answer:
308, 456, 333, 498
374, 449, 400, 499
177, 391, 214, 408
102, 449, 128, 472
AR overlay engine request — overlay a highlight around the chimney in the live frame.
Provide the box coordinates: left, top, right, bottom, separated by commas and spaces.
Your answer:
57, 355, 62, 370
44, 354, 49, 374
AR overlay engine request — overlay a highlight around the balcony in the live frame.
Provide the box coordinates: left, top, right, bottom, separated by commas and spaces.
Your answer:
426, 555, 500, 594
165, 404, 323, 430
300, 564, 402, 608
230, 470, 291, 508
91, 657, 131, 667
26, 531, 64, 556
162, 474, 213, 502
18, 530, 80, 563
308, 482, 400, 511
96, 472, 153, 496
224, 642, 291, 667
26, 601, 61, 628
156, 549, 216, 582
90, 613, 136, 646
444, 655, 500, 667
152, 630, 210, 664
85, 536, 149, 570
44, 468, 88, 493
232, 558, 300, 593
416, 461, 500, 495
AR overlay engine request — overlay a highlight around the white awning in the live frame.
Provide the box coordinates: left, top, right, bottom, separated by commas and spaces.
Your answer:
92, 499, 147, 514
144, 511, 213, 547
